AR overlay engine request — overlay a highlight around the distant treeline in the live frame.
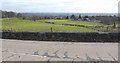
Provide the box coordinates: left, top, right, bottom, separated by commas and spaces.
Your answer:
0, 10, 119, 25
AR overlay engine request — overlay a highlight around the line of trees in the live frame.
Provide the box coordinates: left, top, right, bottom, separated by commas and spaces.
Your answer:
0, 10, 25, 19
0, 10, 118, 25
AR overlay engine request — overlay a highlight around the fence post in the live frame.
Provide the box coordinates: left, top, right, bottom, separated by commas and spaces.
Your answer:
51, 27, 52, 32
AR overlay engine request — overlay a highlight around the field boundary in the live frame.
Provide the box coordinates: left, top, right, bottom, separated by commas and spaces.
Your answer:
1, 31, 119, 42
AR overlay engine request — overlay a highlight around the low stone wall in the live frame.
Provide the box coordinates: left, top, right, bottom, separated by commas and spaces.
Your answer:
1, 31, 119, 42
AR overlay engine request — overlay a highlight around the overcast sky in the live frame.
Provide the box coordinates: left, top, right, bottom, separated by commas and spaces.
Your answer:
1, 0, 119, 13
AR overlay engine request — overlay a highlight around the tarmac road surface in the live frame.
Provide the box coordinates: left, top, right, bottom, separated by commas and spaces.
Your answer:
1, 39, 118, 61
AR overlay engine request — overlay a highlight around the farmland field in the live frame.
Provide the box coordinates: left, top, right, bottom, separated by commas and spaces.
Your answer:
2, 18, 119, 32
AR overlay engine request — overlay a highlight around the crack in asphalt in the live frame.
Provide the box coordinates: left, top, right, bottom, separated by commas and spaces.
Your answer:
107, 52, 116, 61
2, 54, 14, 60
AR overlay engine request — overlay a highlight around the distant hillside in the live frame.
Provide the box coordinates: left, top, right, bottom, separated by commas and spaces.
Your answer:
22, 13, 118, 17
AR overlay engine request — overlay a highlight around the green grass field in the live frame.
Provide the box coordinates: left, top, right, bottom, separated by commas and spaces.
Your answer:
2, 18, 119, 32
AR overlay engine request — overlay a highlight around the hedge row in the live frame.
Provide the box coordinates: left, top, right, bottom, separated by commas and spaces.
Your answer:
1, 31, 120, 42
